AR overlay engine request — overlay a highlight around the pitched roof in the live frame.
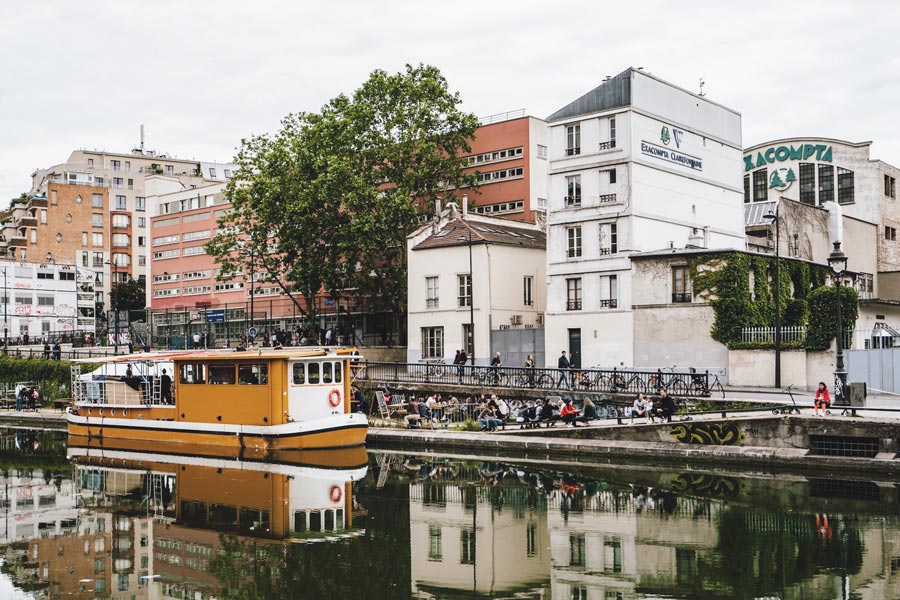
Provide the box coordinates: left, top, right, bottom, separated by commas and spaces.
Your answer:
413, 217, 545, 251
546, 68, 633, 122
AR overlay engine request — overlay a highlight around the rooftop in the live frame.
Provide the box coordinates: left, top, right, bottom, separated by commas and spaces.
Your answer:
414, 215, 545, 251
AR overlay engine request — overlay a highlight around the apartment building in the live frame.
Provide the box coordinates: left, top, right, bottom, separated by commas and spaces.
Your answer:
15, 146, 234, 311
544, 67, 745, 368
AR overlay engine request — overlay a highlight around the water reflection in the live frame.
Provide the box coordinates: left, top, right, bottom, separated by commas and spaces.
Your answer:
0, 429, 898, 599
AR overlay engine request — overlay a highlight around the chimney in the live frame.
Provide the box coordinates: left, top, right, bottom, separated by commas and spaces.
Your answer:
703, 226, 710, 248
434, 198, 441, 216
462, 194, 468, 216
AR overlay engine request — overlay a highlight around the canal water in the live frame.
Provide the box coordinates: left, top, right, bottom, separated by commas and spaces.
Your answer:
0, 428, 897, 599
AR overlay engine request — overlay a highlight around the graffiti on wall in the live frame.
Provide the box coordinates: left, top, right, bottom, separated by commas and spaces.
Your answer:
670, 422, 742, 445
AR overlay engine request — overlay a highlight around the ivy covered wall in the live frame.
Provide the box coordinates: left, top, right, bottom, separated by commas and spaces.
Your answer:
688, 251, 856, 350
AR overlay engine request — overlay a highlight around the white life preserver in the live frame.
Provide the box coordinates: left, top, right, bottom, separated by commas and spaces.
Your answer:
328, 388, 342, 408
330, 485, 342, 503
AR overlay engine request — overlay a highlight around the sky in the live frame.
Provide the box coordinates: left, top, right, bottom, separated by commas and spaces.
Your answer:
1, 0, 898, 201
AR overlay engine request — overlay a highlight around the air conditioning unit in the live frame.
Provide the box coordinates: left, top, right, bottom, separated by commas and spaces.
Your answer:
511, 314, 523, 325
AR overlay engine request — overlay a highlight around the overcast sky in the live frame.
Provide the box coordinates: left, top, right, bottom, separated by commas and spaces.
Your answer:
1, 0, 897, 200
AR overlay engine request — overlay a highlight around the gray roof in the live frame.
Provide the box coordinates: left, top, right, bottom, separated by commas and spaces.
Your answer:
546, 68, 633, 122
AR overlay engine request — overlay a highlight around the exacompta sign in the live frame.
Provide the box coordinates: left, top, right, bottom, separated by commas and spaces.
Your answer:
744, 144, 833, 172
640, 141, 703, 171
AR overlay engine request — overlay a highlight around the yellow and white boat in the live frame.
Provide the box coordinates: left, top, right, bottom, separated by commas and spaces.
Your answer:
66, 347, 368, 451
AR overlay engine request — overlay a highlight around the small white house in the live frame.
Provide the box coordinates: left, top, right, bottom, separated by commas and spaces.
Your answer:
407, 201, 546, 366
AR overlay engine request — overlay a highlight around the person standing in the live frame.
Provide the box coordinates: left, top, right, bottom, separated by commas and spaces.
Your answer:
454, 349, 467, 382
557, 351, 571, 389
524, 354, 536, 387
325, 328, 333, 345
490, 352, 502, 384
160, 368, 173, 404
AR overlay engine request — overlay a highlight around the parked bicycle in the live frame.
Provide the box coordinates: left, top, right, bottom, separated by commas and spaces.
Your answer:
684, 369, 724, 398
511, 368, 553, 389
473, 367, 508, 387
647, 366, 689, 396
421, 359, 446, 378
600, 371, 649, 394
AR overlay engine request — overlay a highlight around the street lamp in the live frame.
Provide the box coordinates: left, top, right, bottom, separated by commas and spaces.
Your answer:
827, 241, 849, 404
459, 229, 475, 366
763, 208, 781, 388
106, 258, 120, 354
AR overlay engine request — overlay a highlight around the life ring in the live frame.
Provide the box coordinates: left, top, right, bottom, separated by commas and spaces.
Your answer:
328, 388, 342, 408
330, 485, 342, 503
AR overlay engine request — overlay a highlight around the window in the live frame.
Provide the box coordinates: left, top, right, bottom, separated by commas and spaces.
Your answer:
292, 363, 306, 384
609, 116, 617, 148
604, 539, 623, 573
91, 213, 103, 228
88, 158, 94, 168
566, 124, 581, 155
886, 226, 897, 241
600, 275, 618, 308
58, 271, 74, 281
607, 168, 617, 184
153, 249, 179, 260
214, 281, 243, 291
224, 169, 232, 178
570, 534, 586, 567
110, 159, 120, 171
112, 234, 129, 248
92, 194, 103, 208
179, 363, 206, 384
599, 223, 617, 255
523, 276, 533, 306
886, 174, 897, 198
799, 163, 816, 205
183, 270, 211, 280
743, 175, 750, 203
111, 214, 130, 228
92, 252, 104, 267
138, 217, 146, 227
752, 169, 767, 202
856, 272, 874, 299
565, 174, 581, 207
474, 166, 524, 184
154, 273, 179, 283
37, 271, 53, 280
537, 145, 548, 159
566, 226, 582, 258
673, 266, 692, 302
426, 276, 439, 308
40, 209, 47, 224
182, 285, 211, 295
209, 167, 217, 178
457, 274, 471, 307
183, 246, 206, 256
460, 528, 476, 565
124, 161, 130, 172
116, 195, 126, 210
239, 364, 268, 385
165, 165, 174, 175
566, 278, 582, 311
837, 167, 854, 204
94, 176, 104, 186
138, 255, 146, 265
38, 296, 54, 306
92, 233, 103, 247
135, 197, 146, 211
208, 364, 236, 385
112, 177, 123, 189
428, 527, 442, 561
467, 146, 523, 166
153, 234, 177, 246
818, 164, 834, 203
183, 230, 211, 242
127, 178, 133, 190
137, 236, 145, 247
421, 327, 443, 359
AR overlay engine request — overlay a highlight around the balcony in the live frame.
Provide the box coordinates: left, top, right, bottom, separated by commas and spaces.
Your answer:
565, 147, 581, 156
564, 195, 581, 208
27, 197, 48, 209
672, 292, 692, 303
19, 216, 37, 227
598, 141, 617, 150
426, 298, 439, 309
566, 249, 582, 258
599, 299, 618, 309
599, 194, 617, 203
566, 300, 582, 311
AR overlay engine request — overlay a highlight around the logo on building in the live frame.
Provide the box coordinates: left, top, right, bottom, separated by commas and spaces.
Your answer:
673, 128, 684, 149
660, 126, 671, 146
744, 143, 833, 172
768, 167, 796, 191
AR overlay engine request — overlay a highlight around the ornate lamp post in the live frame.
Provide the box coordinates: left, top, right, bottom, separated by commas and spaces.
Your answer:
827, 241, 848, 404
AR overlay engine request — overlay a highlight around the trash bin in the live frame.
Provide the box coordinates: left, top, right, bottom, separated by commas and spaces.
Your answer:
847, 382, 867, 407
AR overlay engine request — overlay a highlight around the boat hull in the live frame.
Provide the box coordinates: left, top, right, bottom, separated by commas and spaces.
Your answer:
66, 412, 368, 451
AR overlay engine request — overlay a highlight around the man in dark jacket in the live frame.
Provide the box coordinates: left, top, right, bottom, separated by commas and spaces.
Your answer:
655, 389, 677, 422
557, 351, 570, 389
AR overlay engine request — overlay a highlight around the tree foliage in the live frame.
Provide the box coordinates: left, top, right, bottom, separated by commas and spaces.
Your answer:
111, 277, 146, 312
207, 64, 479, 327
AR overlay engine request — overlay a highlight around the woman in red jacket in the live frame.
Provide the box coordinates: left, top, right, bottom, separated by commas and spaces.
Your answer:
561, 399, 579, 427
813, 381, 831, 416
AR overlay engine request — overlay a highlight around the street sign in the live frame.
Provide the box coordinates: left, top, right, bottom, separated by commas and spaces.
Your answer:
248, 327, 258, 340
206, 309, 225, 323
324, 299, 335, 306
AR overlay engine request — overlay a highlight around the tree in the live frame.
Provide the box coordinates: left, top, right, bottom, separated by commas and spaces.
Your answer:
207, 64, 478, 332
111, 277, 145, 312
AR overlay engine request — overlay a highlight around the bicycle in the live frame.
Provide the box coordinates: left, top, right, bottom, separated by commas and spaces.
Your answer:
685, 369, 725, 398
647, 366, 689, 396
511, 369, 552, 389
421, 359, 446, 378
600, 371, 648, 394
473, 367, 508, 387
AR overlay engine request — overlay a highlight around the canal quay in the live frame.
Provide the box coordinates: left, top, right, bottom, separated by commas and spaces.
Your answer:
1, 426, 900, 599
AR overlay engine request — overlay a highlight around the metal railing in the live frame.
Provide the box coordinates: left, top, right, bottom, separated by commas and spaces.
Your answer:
478, 109, 526, 125
741, 326, 807, 344
356, 362, 715, 397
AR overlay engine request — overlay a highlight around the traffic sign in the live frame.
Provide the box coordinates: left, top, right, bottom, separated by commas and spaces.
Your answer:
248, 327, 258, 340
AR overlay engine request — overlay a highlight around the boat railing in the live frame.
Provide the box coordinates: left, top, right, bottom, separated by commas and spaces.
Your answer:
73, 377, 175, 407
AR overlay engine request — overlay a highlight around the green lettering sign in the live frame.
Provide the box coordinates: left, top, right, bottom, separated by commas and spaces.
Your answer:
743, 143, 834, 171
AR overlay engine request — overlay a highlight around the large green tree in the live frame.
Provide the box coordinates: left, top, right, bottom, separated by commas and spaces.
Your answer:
207, 64, 478, 331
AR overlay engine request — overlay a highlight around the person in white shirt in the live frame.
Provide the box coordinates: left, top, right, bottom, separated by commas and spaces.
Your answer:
631, 393, 651, 423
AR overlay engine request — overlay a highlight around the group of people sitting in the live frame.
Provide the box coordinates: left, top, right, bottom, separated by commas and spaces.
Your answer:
629, 389, 677, 423
514, 397, 600, 428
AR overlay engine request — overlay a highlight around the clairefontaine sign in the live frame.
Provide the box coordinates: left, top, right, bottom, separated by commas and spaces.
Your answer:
744, 143, 833, 172
640, 140, 703, 171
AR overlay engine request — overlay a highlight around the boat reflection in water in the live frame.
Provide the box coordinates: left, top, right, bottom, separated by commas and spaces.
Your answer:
66, 436, 367, 598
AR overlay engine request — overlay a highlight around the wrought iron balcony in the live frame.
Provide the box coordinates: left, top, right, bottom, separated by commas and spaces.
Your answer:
566, 300, 582, 311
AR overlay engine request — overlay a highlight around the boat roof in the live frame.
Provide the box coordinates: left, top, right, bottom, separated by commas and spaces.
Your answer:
73, 347, 360, 364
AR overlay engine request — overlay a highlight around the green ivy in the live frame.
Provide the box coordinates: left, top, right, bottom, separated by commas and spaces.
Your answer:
806, 285, 858, 351
689, 252, 832, 348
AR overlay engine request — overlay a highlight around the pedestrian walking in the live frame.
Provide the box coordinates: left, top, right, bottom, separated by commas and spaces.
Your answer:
557, 351, 570, 389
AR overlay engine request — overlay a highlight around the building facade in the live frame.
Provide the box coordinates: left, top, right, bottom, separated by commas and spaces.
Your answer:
407, 202, 546, 366
543, 68, 745, 368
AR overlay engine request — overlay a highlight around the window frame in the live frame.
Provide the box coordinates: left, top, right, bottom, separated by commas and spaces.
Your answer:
566, 277, 582, 311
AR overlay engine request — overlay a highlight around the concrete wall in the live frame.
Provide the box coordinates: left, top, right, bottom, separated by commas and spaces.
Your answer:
728, 349, 833, 390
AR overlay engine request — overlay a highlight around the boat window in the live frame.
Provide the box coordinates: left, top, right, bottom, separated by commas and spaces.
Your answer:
322, 362, 333, 384
308, 363, 320, 384
334, 362, 342, 383
292, 363, 305, 385
208, 364, 236, 385
239, 364, 268, 385
179, 364, 206, 384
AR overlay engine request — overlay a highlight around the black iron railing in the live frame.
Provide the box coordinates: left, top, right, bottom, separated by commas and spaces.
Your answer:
355, 362, 714, 397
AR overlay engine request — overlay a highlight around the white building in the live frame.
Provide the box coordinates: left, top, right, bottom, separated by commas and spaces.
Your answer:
544, 68, 745, 368
0, 259, 97, 342
407, 201, 546, 366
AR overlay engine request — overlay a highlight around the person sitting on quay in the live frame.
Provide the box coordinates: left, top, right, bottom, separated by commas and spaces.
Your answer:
478, 404, 503, 432
560, 399, 580, 427
580, 397, 599, 423
654, 389, 676, 422
405, 398, 421, 428
631, 393, 652, 424
813, 381, 831, 416
539, 398, 559, 426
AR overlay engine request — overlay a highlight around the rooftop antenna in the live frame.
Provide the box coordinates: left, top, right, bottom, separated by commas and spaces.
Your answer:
140, 124, 145, 151
698, 78, 706, 97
